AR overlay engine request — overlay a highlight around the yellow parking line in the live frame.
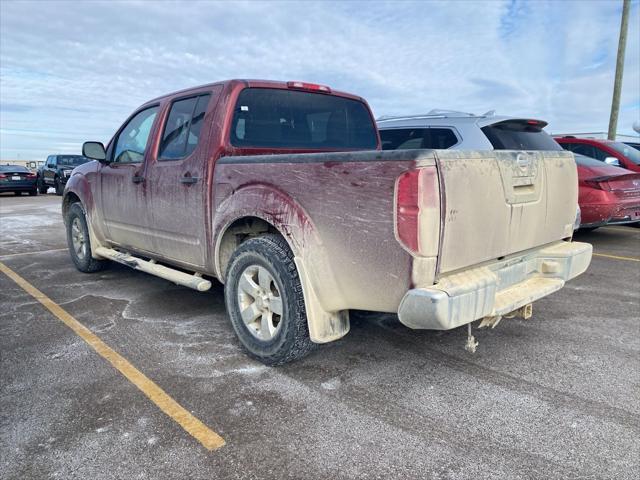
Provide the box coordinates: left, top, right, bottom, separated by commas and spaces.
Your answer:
593, 252, 640, 262
0, 261, 225, 451
0, 248, 68, 258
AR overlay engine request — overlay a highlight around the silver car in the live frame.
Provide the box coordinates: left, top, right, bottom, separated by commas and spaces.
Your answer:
377, 109, 561, 151
377, 109, 581, 230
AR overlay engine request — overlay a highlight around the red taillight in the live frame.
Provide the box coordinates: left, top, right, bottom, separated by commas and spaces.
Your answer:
526, 119, 540, 125
395, 167, 440, 256
0, 174, 6, 179
396, 170, 421, 252
26, 173, 36, 179
286, 81, 331, 93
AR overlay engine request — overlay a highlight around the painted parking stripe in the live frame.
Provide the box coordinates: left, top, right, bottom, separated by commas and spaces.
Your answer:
0, 248, 68, 258
593, 252, 640, 262
0, 261, 226, 451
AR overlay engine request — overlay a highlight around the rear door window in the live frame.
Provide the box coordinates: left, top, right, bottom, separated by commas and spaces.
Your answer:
425, 128, 458, 149
380, 127, 458, 150
230, 88, 377, 150
380, 128, 426, 150
159, 94, 211, 160
482, 121, 561, 150
563, 143, 596, 158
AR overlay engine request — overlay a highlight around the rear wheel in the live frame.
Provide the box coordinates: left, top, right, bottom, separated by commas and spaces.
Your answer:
65, 202, 107, 273
224, 234, 314, 365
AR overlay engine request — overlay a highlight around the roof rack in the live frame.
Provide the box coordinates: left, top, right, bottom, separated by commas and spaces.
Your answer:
377, 109, 495, 122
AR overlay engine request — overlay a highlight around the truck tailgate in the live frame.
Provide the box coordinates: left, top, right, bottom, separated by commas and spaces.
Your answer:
432, 150, 577, 274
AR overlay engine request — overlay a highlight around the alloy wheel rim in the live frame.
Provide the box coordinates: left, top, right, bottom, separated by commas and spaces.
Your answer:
71, 217, 87, 259
236, 265, 283, 341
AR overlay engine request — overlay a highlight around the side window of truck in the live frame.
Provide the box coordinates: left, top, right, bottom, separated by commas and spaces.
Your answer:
112, 106, 159, 164
159, 94, 211, 160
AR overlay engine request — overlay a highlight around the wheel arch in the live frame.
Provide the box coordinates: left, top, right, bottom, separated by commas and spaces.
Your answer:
214, 210, 350, 345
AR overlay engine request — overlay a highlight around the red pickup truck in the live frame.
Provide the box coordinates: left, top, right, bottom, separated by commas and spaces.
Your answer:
64, 79, 592, 364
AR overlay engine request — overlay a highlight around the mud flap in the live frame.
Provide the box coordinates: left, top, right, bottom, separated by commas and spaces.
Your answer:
294, 257, 350, 343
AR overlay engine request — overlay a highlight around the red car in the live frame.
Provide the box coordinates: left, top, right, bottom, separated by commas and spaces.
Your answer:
555, 136, 640, 173
574, 154, 640, 229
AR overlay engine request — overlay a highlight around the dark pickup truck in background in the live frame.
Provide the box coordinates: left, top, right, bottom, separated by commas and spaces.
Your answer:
38, 154, 89, 195
63, 79, 591, 364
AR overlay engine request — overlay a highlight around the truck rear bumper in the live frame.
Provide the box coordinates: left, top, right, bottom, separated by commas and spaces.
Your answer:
398, 241, 592, 330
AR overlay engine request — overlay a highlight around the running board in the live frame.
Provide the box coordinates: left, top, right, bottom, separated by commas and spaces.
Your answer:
94, 247, 211, 292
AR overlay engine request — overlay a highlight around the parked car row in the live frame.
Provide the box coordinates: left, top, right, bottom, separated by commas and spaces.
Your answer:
60, 79, 592, 364
1, 155, 91, 197
377, 111, 640, 230
37, 154, 90, 195
0, 164, 38, 195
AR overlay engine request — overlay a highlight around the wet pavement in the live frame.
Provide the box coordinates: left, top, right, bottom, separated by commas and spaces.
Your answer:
1, 193, 639, 479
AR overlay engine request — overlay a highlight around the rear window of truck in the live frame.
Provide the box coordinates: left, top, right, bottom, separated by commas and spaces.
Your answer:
482, 120, 562, 151
230, 88, 378, 150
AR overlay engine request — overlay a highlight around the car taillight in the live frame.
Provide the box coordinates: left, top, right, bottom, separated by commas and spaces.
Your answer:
26, 173, 36, 178
0, 174, 6, 179
286, 81, 331, 93
395, 167, 440, 256
584, 180, 606, 191
396, 170, 421, 252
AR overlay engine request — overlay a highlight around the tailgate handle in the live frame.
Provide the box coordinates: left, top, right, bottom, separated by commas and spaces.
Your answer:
132, 175, 144, 184
180, 174, 199, 185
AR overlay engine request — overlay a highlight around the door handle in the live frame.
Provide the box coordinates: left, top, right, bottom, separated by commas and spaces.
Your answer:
180, 175, 199, 185
132, 175, 144, 184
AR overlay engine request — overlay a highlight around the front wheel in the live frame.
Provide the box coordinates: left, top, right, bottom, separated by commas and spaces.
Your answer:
38, 177, 48, 194
54, 177, 63, 196
224, 234, 314, 365
65, 202, 107, 273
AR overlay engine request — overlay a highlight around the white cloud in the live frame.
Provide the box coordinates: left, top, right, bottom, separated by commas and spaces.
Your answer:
0, 0, 638, 160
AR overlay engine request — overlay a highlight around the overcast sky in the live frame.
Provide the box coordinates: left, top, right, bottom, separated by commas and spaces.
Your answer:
1, 0, 638, 160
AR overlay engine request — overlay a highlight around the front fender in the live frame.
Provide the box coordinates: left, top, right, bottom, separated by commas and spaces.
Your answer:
63, 165, 107, 257
213, 183, 350, 344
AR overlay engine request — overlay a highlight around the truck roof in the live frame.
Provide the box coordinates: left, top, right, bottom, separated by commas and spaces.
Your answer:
143, 79, 365, 106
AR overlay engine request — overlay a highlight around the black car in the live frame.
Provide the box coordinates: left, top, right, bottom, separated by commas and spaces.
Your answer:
0, 165, 38, 196
38, 154, 90, 195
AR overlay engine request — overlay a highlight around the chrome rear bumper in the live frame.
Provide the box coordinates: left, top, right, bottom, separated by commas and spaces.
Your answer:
398, 241, 592, 330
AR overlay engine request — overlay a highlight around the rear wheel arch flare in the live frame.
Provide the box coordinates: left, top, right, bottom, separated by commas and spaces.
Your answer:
216, 215, 295, 282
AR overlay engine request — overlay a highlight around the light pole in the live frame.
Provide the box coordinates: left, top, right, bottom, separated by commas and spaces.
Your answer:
608, 0, 630, 140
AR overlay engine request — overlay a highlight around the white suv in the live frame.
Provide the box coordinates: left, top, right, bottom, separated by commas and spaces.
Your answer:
377, 110, 562, 151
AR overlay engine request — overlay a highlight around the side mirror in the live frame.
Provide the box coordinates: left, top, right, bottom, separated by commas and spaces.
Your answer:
82, 141, 107, 162
604, 156, 620, 167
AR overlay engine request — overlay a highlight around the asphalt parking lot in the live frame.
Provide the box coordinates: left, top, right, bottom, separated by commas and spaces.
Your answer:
1, 193, 638, 480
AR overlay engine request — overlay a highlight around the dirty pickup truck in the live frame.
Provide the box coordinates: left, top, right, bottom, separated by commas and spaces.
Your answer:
64, 79, 592, 364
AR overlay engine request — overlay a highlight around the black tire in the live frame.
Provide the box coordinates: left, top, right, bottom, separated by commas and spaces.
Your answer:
65, 202, 108, 273
54, 177, 63, 196
224, 234, 314, 365
29, 188, 37, 196
38, 177, 48, 194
